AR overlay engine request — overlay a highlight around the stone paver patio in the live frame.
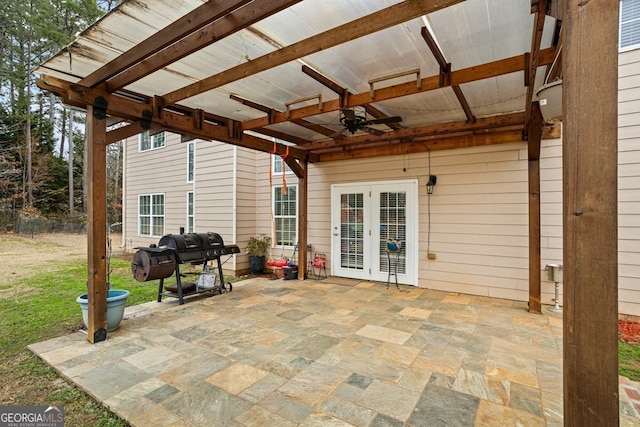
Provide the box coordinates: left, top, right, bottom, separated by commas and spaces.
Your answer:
29, 277, 640, 426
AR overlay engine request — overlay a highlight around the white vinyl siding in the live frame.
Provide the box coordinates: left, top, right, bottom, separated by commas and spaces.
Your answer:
621, 0, 640, 52
273, 185, 297, 247
615, 48, 640, 315
139, 193, 164, 237
187, 141, 195, 182
139, 131, 166, 152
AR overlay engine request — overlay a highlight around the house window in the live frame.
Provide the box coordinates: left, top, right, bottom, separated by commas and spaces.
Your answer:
273, 153, 292, 175
139, 194, 165, 237
139, 131, 166, 152
273, 184, 297, 247
621, 0, 640, 51
187, 142, 195, 182
187, 191, 194, 233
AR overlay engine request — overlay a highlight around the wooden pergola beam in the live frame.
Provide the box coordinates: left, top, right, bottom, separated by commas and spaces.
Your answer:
527, 101, 544, 314
524, 0, 547, 129
317, 129, 523, 162
81, 0, 253, 88
240, 47, 558, 131
229, 94, 328, 142
563, 0, 619, 424
162, 0, 464, 105
301, 65, 403, 130
37, 75, 315, 162
300, 112, 525, 151
420, 26, 475, 122
105, 121, 163, 145
85, 104, 108, 343
104, 0, 302, 92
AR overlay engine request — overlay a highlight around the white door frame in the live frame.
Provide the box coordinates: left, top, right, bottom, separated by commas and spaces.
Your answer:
330, 179, 419, 285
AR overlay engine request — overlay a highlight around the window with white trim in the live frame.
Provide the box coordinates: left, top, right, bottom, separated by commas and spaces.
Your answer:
139, 131, 166, 152
187, 191, 194, 233
273, 184, 297, 247
621, 0, 640, 51
138, 194, 165, 237
187, 141, 195, 182
273, 153, 292, 175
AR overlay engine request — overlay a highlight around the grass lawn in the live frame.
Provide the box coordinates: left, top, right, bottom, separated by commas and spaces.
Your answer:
1, 233, 640, 426
0, 248, 157, 426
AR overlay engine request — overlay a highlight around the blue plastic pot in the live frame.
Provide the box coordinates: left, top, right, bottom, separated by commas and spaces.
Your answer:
76, 289, 130, 332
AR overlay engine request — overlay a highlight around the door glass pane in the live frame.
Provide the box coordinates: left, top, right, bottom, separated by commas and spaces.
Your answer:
340, 193, 364, 270
379, 191, 406, 274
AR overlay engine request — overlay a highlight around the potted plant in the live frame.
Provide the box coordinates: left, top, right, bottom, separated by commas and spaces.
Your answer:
77, 225, 130, 331
246, 234, 272, 275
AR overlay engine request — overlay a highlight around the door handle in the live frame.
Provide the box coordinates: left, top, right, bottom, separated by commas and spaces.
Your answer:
333, 233, 338, 236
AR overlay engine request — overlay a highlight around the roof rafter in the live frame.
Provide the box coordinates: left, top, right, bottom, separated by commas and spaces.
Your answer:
301, 65, 403, 131
81, 0, 253, 88
240, 47, 558, 131
420, 26, 475, 122
229, 93, 333, 140
38, 75, 315, 162
161, 0, 464, 105
104, 0, 302, 92
524, 0, 548, 128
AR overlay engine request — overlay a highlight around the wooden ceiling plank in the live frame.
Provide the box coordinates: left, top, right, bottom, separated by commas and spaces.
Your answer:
524, 0, 547, 128
81, 0, 253, 88
241, 47, 558, 131
106, 0, 302, 92
38, 75, 314, 162
162, 0, 464, 105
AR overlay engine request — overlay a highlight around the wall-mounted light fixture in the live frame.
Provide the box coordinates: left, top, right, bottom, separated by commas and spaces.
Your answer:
426, 174, 437, 195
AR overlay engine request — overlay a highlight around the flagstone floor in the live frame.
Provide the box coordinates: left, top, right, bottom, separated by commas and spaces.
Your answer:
29, 277, 640, 426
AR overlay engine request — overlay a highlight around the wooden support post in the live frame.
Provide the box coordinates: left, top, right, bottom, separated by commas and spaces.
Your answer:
298, 160, 308, 279
528, 102, 543, 314
563, 1, 619, 425
86, 104, 108, 343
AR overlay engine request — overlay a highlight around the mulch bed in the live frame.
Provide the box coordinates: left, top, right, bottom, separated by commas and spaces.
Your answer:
619, 319, 640, 344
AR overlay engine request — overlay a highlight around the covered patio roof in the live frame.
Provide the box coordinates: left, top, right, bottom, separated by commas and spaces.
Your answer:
35, 0, 621, 423
36, 0, 561, 162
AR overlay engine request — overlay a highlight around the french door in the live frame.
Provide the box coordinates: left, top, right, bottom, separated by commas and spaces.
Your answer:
331, 180, 418, 285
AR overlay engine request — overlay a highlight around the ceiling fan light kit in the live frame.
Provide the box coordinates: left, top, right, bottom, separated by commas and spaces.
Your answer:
330, 106, 403, 138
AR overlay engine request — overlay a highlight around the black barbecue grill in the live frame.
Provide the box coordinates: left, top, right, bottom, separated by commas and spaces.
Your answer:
132, 232, 240, 304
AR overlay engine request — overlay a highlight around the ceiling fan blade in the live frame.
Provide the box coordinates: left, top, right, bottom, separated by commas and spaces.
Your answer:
366, 116, 403, 125
341, 109, 356, 121
363, 126, 385, 136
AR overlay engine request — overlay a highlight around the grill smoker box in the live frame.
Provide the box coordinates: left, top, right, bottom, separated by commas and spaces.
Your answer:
131, 246, 176, 282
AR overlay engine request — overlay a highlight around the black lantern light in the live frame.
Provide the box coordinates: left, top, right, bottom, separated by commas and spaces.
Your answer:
426, 174, 437, 195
